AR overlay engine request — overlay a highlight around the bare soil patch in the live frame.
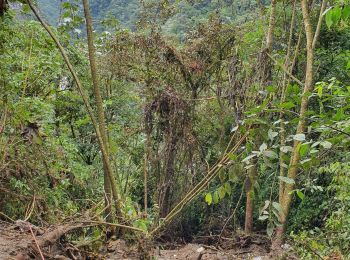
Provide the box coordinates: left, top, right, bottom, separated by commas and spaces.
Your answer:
0, 221, 296, 259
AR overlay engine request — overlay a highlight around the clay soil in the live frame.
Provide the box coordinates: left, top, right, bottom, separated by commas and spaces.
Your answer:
0, 221, 296, 260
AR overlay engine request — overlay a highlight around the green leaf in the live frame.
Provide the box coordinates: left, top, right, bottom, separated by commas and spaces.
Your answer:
266, 85, 278, 93
278, 101, 295, 109
296, 190, 305, 201
213, 192, 219, 204
259, 143, 267, 152
342, 5, 350, 20
301, 158, 312, 165
263, 150, 278, 159
224, 182, 232, 195
268, 129, 278, 140
228, 153, 237, 161
134, 219, 148, 231
280, 146, 293, 153
278, 176, 295, 184
272, 202, 284, 214
315, 85, 323, 98
332, 6, 342, 24
334, 108, 345, 121
242, 154, 257, 163
320, 141, 332, 149
267, 222, 274, 237
218, 186, 226, 199
299, 143, 309, 157
293, 134, 305, 141
326, 9, 334, 28
205, 193, 212, 205
258, 215, 269, 221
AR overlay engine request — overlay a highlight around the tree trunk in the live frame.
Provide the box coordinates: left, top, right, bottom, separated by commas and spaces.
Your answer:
26, 0, 123, 220
244, 164, 257, 233
82, 0, 122, 219
266, 0, 277, 51
278, 0, 298, 211
244, 0, 277, 234
158, 137, 178, 218
0, 0, 8, 17
274, 0, 327, 246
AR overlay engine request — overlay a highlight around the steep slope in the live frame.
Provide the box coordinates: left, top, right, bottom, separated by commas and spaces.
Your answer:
37, 0, 260, 35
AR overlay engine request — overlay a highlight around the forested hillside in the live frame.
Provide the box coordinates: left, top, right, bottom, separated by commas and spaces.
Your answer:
1, 0, 350, 259
37, 0, 261, 37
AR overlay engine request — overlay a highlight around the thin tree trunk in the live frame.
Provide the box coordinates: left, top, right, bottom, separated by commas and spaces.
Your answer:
244, 0, 277, 234
274, 0, 327, 245
278, 0, 298, 207
244, 163, 257, 233
266, 0, 277, 51
143, 152, 148, 217
82, 0, 116, 220
0, 0, 8, 17
26, 0, 123, 218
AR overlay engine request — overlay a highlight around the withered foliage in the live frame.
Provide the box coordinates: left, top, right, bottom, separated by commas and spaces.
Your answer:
99, 17, 271, 224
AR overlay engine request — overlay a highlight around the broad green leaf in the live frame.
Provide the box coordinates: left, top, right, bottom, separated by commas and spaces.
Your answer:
278, 176, 295, 184
296, 190, 305, 201
218, 186, 226, 199
272, 202, 284, 214
299, 144, 309, 157
205, 193, 212, 205
326, 9, 334, 28
332, 6, 342, 24
342, 5, 350, 20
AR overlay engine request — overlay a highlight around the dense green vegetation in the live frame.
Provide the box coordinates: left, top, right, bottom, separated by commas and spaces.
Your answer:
1, 0, 350, 259
37, 0, 262, 37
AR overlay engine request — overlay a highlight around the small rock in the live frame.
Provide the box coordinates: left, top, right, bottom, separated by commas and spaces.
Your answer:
253, 256, 263, 260
281, 243, 291, 250
14, 253, 26, 260
196, 247, 205, 253
53, 255, 69, 260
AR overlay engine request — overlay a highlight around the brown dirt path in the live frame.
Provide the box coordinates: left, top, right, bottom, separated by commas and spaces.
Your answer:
0, 222, 33, 259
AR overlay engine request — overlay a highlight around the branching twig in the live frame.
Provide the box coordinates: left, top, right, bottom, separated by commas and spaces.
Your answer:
266, 53, 304, 87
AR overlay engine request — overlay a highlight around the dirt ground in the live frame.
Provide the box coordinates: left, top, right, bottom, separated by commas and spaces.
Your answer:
0, 222, 35, 259
0, 221, 296, 259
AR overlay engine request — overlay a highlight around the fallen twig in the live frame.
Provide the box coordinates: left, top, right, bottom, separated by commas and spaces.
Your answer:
28, 223, 45, 260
